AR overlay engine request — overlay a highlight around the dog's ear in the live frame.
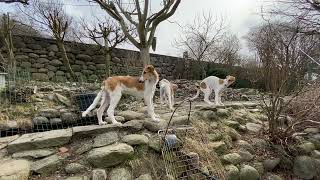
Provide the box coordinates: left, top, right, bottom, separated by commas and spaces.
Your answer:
226, 75, 230, 79
146, 65, 154, 72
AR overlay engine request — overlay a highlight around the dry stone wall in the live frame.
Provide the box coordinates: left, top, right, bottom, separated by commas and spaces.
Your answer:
1, 35, 204, 82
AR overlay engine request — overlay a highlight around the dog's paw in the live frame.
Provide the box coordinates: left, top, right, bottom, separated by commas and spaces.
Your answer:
98, 121, 108, 125
82, 111, 88, 117
112, 121, 122, 125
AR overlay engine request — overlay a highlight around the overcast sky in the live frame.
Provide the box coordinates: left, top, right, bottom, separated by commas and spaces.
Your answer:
1, 0, 276, 57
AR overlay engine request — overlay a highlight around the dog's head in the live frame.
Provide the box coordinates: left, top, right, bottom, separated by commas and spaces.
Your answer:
139, 65, 159, 83
226, 75, 236, 86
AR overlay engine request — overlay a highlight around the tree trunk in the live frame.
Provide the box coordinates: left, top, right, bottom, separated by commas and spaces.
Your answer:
140, 46, 151, 67
56, 39, 76, 81
104, 37, 111, 77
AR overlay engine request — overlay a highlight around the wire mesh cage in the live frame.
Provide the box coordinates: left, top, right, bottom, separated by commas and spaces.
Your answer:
158, 100, 224, 180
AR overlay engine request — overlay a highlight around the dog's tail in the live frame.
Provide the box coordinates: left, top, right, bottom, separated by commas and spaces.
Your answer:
81, 87, 104, 117
189, 83, 200, 101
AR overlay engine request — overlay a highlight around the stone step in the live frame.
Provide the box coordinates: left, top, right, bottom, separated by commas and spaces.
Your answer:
7, 129, 72, 153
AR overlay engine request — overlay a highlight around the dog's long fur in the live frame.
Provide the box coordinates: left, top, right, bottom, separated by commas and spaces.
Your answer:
159, 79, 178, 110
82, 65, 159, 125
190, 75, 235, 105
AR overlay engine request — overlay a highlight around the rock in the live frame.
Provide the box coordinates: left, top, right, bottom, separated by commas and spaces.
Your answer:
263, 158, 280, 171
221, 153, 242, 165
311, 150, 320, 159
239, 165, 259, 180
143, 120, 167, 132
266, 174, 283, 180
245, 123, 262, 133
92, 169, 107, 180
304, 127, 319, 134
32, 116, 49, 125
72, 124, 123, 137
216, 109, 230, 117
148, 137, 161, 152
76, 54, 92, 61
224, 127, 241, 141
224, 120, 240, 130
0, 159, 30, 180
0, 135, 20, 150
75, 140, 93, 155
297, 142, 315, 155
239, 149, 254, 162
108, 168, 132, 180
38, 108, 60, 118
201, 110, 218, 121
65, 176, 89, 180
252, 161, 264, 175
123, 120, 144, 131
47, 45, 59, 52
171, 116, 189, 126
293, 156, 316, 179
50, 118, 62, 124
161, 175, 175, 180
135, 174, 152, 180
87, 143, 134, 168
225, 165, 239, 180
65, 163, 86, 174
55, 93, 71, 106
59, 147, 69, 153
32, 73, 49, 81
31, 154, 64, 174
61, 112, 79, 124
209, 141, 227, 155
105, 116, 126, 123
222, 135, 233, 149
8, 129, 72, 153
93, 132, 119, 148
251, 138, 269, 149
122, 134, 149, 145
207, 132, 223, 141
117, 111, 144, 121
241, 94, 250, 101
12, 149, 54, 159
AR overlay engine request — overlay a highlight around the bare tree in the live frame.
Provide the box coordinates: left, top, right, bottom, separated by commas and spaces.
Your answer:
80, 17, 132, 77
215, 33, 241, 67
267, 0, 320, 35
0, 0, 29, 4
19, 0, 76, 80
175, 12, 227, 78
246, 22, 319, 92
0, 13, 16, 76
91, 0, 181, 66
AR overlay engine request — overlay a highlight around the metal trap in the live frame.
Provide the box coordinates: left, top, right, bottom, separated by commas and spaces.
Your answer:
158, 100, 220, 180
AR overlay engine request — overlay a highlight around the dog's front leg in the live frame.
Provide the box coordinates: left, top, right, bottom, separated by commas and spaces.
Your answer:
145, 95, 160, 122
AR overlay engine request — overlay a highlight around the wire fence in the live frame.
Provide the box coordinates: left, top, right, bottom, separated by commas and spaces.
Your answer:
0, 68, 103, 138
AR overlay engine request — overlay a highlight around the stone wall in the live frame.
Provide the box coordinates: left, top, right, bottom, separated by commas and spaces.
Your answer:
0, 35, 204, 82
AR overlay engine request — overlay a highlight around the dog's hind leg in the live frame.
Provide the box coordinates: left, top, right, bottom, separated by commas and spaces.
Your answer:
96, 91, 109, 125
82, 90, 103, 117
107, 90, 122, 125
203, 88, 214, 105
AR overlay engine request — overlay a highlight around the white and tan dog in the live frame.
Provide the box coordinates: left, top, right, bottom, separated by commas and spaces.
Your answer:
190, 75, 236, 105
159, 79, 178, 110
82, 65, 159, 125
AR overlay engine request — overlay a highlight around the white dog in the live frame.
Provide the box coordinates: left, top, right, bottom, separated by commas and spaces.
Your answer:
190, 75, 236, 105
82, 65, 159, 125
159, 79, 178, 110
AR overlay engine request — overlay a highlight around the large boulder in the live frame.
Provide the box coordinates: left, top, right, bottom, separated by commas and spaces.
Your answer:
108, 168, 132, 180
0, 159, 30, 180
122, 134, 149, 145
209, 141, 227, 155
93, 132, 119, 148
135, 174, 152, 180
293, 156, 316, 180
263, 158, 280, 171
8, 129, 72, 153
245, 123, 262, 133
238, 149, 254, 162
296, 142, 315, 155
123, 120, 144, 131
143, 120, 167, 132
87, 143, 134, 168
239, 165, 259, 180
31, 154, 65, 174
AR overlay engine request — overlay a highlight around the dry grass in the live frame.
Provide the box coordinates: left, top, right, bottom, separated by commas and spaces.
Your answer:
183, 121, 226, 180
